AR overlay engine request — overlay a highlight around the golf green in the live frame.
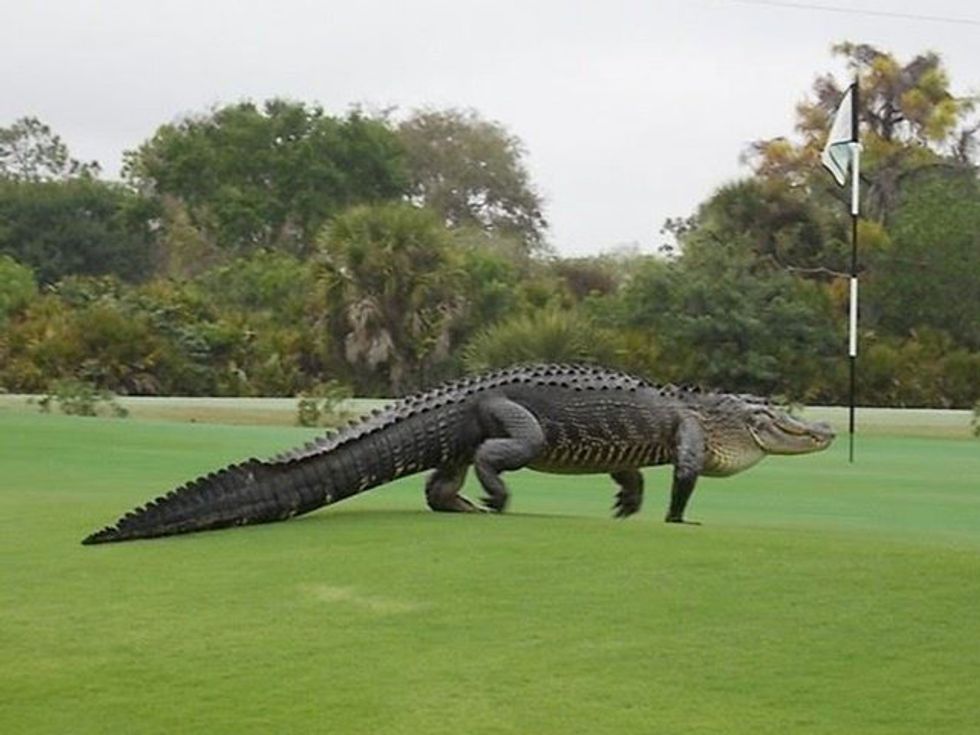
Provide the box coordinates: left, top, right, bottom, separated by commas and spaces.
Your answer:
2, 406, 977, 734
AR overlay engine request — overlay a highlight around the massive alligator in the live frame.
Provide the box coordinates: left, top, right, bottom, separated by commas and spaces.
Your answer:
82, 364, 834, 544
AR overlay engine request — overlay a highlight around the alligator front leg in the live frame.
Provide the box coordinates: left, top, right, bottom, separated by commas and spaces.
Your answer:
425, 464, 482, 513
474, 397, 546, 512
665, 416, 705, 524
611, 469, 644, 518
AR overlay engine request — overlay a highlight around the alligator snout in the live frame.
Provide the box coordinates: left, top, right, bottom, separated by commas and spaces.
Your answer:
814, 421, 835, 438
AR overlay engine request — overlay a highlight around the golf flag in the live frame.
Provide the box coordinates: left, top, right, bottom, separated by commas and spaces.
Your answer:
821, 82, 858, 186
822, 81, 861, 463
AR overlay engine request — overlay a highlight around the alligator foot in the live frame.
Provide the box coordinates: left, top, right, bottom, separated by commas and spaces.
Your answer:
611, 469, 644, 518
613, 496, 641, 518
439, 494, 487, 513
426, 465, 486, 513
481, 493, 509, 513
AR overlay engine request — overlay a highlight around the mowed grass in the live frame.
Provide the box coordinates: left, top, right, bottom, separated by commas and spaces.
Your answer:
1, 406, 978, 734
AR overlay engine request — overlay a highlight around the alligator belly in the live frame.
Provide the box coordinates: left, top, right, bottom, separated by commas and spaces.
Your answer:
529, 442, 655, 474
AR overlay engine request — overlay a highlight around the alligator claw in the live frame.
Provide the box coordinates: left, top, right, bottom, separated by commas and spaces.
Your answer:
613, 497, 641, 518
462, 497, 489, 513
481, 495, 507, 513
441, 493, 485, 513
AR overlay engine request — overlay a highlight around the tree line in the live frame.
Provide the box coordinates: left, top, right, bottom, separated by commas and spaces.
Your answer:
1, 42, 978, 408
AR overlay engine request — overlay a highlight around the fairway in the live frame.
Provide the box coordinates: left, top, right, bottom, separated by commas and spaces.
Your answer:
2, 405, 978, 734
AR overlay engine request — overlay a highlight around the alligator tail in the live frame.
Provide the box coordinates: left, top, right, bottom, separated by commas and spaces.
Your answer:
82, 406, 460, 544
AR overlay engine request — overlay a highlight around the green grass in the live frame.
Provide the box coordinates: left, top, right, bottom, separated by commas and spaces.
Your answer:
1, 406, 978, 734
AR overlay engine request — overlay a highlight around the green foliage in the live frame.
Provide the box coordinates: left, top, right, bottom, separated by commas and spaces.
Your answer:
829, 42, 975, 151
0, 274, 305, 397
1, 46, 976, 408
749, 42, 978, 213
125, 100, 408, 255
1, 282, 159, 393
154, 196, 227, 279
550, 256, 621, 302
455, 243, 522, 327
462, 308, 622, 373
688, 178, 848, 276
0, 116, 100, 181
0, 177, 157, 284
0, 255, 37, 323
295, 380, 354, 427
865, 167, 980, 349
190, 250, 330, 395
194, 249, 314, 321
618, 247, 838, 400
33, 378, 128, 418
398, 108, 548, 254
856, 330, 980, 409
318, 203, 469, 393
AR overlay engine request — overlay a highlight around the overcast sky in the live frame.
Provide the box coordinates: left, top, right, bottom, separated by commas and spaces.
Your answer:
3, 0, 979, 256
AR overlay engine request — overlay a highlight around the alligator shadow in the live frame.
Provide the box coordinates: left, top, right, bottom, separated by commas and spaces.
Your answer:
292, 506, 589, 527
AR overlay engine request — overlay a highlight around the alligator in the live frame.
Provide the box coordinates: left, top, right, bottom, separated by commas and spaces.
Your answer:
82, 363, 835, 544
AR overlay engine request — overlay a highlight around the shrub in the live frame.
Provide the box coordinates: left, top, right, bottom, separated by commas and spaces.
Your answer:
296, 380, 354, 427
34, 379, 128, 418
462, 308, 623, 373
0, 255, 37, 323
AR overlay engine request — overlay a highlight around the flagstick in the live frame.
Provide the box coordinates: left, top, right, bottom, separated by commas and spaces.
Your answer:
848, 209, 857, 462
848, 80, 860, 464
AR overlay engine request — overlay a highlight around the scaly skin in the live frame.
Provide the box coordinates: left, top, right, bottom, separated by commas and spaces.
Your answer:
82, 364, 834, 544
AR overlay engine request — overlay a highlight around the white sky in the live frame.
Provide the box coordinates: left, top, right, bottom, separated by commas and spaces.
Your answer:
3, 0, 978, 256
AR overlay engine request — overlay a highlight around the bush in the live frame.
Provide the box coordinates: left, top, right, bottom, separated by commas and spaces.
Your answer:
0, 178, 157, 284
0, 255, 37, 323
462, 308, 623, 373
854, 329, 980, 408
33, 379, 128, 418
296, 380, 354, 427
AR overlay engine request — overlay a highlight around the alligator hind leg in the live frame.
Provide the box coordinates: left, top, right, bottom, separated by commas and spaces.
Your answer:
474, 397, 546, 512
426, 464, 482, 513
611, 469, 644, 518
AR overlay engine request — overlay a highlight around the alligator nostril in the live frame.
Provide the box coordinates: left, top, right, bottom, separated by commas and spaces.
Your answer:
814, 421, 835, 438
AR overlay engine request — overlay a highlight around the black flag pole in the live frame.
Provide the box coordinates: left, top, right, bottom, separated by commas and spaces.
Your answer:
847, 79, 860, 463
821, 78, 861, 463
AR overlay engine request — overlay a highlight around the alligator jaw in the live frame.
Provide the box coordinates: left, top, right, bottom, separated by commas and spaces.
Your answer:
749, 410, 835, 456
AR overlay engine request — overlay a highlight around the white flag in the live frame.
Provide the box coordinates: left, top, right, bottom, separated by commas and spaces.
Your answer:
821, 83, 857, 186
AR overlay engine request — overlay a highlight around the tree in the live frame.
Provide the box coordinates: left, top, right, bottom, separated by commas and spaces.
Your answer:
747, 42, 978, 218
397, 108, 548, 255
462, 308, 622, 373
864, 168, 980, 349
0, 117, 100, 181
681, 178, 850, 278
0, 278, 174, 395
0, 255, 37, 323
194, 249, 314, 322
318, 203, 468, 394
551, 256, 620, 302
0, 178, 158, 284
856, 329, 980, 408
0, 273, 313, 397
618, 247, 838, 401
124, 100, 408, 255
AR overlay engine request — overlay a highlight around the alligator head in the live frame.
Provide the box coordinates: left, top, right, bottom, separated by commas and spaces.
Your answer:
698, 397, 835, 477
